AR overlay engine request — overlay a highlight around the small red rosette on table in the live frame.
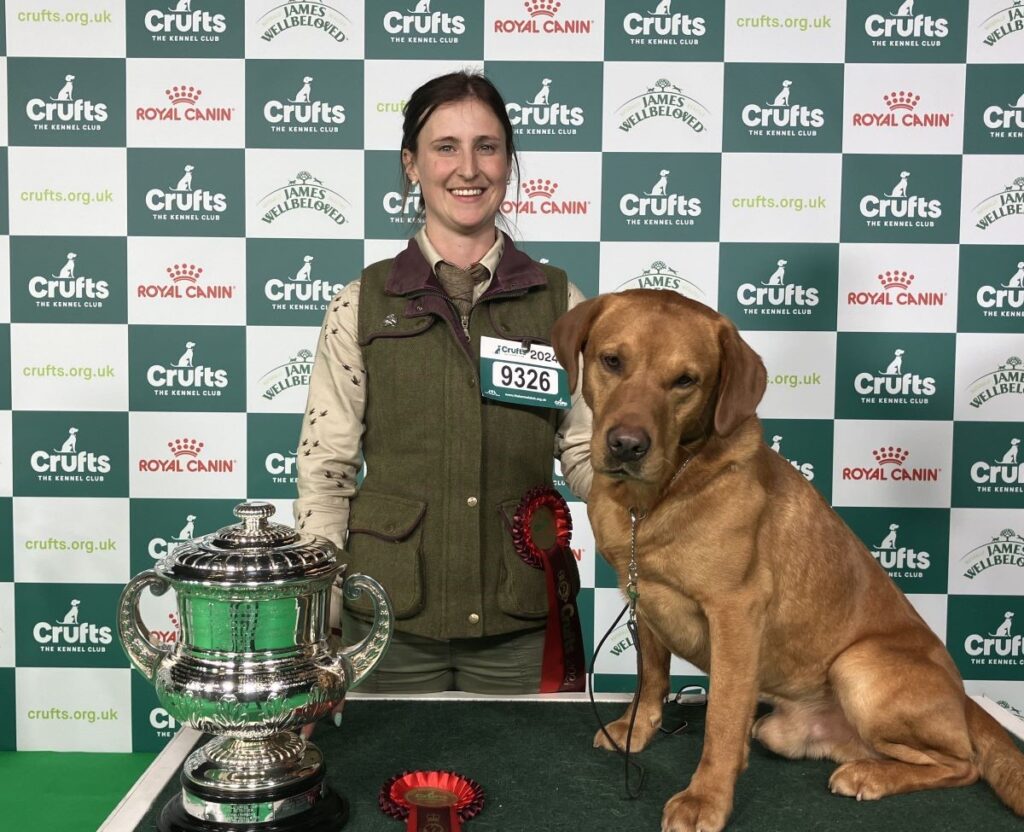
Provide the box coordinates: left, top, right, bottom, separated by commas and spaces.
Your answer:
511, 486, 585, 692
379, 770, 484, 831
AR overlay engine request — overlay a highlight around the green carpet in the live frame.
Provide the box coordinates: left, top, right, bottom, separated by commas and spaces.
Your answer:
135, 700, 1023, 832
0, 749, 157, 831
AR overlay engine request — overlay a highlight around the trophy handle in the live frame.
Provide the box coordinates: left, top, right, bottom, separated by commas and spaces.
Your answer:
117, 570, 172, 680
336, 573, 393, 690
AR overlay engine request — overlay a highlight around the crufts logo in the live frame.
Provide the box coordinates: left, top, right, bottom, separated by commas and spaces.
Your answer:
138, 437, 235, 473
265, 255, 344, 309
737, 259, 819, 313
26, 73, 108, 128
621, 0, 706, 41
502, 178, 588, 216
382, 182, 423, 221
973, 176, 1024, 230
265, 449, 298, 482
852, 90, 952, 128
28, 252, 110, 306
842, 446, 941, 482
846, 269, 946, 308
613, 260, 703, 298
263, 76, 346, 133
870, 522, 930, 573
980, 1, 1024, 47
769, 434, 814, 481
742, 80, 825, 135
970, 437, 1023, 494
859, 170, 942, 227
259, 349, 313, 401
494, 1, 592, 34
507, 77, 585, 133
260, 171, 349, 226
853, 348, 937, 401
961, 529, 1024, 580
137, 262, 235, 300
144, 0, 227, 40
383, 0, 466, 39
136, 84, 233, 122
31, 427, 111, 479
966, 356, 1024, 409
258, 0, 349, 43
146, 340, 229, 396
617, 79, 709, 134
863, 1, 949, 43
145, 164, 228, 219
619, 169, 701, 226
983, 91, 1024, 133
33, 599, 113, 651
964, 611, 1023, 661
148, 513, 198, 558
976, 260, 1024, 318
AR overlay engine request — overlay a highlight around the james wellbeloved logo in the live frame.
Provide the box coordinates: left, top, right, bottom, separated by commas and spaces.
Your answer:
972, 176, 1024, 231
979, 0, 1024, 47
846, 269, 948, 309
841, 445, 942, 482
846, 0, 966, 61
965, 356, 1024, 410
960, 529, 1024, 581
258, 349, 313, 401
949, 596, 1024, 679
257, 0, 352, 43
613, 260, 704, 299
135, 84, 234, 123
494, 1, 593, 34
260, 171, 350, 227
136, 261, 236, 300
958, 248, 1024, 332
138, 437, 236, 474
851, 90, 953, 128
616, 79, 710, 135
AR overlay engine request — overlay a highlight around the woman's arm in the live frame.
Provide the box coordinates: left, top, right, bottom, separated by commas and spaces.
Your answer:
554, 281, 594, 502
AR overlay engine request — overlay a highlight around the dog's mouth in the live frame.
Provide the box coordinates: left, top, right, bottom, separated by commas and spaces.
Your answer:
595, 463, 651, 482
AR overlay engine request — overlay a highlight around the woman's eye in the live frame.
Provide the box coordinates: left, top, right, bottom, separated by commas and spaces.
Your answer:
674, 375, 694, 388
602, 354, 621, 372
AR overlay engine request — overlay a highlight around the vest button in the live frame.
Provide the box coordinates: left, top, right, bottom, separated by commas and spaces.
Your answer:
468, 613, 480, 624
466, 496, 478, 508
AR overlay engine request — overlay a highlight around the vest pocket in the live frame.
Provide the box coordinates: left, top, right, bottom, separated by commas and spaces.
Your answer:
344, 491, 427, 620
496, 498, 549, 619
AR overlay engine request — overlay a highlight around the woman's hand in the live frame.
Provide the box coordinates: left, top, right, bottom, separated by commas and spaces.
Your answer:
300, 700, 345, 740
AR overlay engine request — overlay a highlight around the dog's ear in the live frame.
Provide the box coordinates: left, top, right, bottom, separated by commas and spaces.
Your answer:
714, 322, 767, 437
550, 296, 607, 393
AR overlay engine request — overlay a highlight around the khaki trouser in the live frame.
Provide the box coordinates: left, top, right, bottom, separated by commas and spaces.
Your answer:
342, 610, 545, 694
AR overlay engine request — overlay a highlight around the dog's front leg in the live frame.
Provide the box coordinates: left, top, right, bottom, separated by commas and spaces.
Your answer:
662, 600, 762, 832
594, 612, 670, 752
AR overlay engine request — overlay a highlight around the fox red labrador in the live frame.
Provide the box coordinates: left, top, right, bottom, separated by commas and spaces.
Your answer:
551, 289, 1024, 832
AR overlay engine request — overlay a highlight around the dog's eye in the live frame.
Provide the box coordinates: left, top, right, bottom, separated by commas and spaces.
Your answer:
601, 354, 621, 372
674, 375, 694, 388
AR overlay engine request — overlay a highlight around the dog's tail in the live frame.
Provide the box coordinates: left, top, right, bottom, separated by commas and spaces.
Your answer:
967, 697, 1024, 815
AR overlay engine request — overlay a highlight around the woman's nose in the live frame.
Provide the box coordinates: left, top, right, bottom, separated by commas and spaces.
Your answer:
457, 151, 479, 179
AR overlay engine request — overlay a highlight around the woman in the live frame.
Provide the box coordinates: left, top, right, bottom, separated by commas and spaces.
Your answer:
294, 71, 592, 699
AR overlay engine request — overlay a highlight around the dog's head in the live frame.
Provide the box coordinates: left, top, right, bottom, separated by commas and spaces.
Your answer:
552, 290, 766, 484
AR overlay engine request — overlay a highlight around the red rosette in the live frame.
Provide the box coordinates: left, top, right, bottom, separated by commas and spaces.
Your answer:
510, 486, 573, 569
379, 770, 484, 826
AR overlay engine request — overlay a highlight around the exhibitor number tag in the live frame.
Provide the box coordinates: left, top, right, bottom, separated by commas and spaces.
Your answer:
479, 336, 570, 409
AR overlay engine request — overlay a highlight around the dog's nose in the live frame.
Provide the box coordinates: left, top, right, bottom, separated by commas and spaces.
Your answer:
607, 427, 650, 462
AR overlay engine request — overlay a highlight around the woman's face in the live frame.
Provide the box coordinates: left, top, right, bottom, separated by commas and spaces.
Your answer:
403, 97, 511, 243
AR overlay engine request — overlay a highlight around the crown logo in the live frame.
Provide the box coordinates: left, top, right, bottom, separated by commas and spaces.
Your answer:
168, 612, 180, 628
525, 0, 561, 16
883, 90, 920, 111
523, 178, 558, 198
169, 438, 204, 458
166, 263, 203, 284
166, 85, 201, 106
877, 270, 915, 290
872, 446, 909, 466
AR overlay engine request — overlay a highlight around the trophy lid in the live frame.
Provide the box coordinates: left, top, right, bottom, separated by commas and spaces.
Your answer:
156, 502, 340, 584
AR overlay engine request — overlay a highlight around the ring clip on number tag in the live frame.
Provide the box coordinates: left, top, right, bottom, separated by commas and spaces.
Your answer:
479, 335, 571, 410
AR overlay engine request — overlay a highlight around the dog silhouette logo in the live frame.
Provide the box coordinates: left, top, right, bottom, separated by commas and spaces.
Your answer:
175, 514, 196, 540
290, 76, 314, 104
55, 427, 78, 454
412, 0, 431, 12
529, 78, 553, 105
58, 599, 81, 625
175, 341, 196, 368
54, 252, 77, 279
292, 255, 314, 282
647, 169, 670, 196
650, 0, 672, 14
991, 611, 1015, 638
892, 0, 914, 16
51, 74, 75, 102
1004, 262, 1024, 289
882, 349, 905, 375
877, 523, 899, 550
763, 260, 787, 287
886, 171, 910, 198
769, 80, 791, 107
770, 435, 783, 453
169, 0, 194, 12
173, 165, 194, 192
997, 438, 1020, 465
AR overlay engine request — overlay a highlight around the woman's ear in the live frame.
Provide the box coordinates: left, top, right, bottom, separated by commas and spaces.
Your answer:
401, 149, 417, 184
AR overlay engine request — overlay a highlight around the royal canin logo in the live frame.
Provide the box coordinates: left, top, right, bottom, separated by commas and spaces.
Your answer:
149, 612, 180, 645
137, 262, 235, 300
842, 446, 941, 482
846, 270, 947, 307
138, 438, 236, 474
501, 178, 589, 216
136, 84, 234, 123
494, 0, 593, 34
852, 91, 953, 129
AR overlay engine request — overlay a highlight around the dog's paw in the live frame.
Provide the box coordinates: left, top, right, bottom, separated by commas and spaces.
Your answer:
661, 788, 730, 832
828, 761, 886, 801
593, 712, 658, 753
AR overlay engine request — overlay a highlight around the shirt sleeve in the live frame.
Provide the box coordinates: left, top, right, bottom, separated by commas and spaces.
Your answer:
554, 281, 594, 502
293, 280, 365, 550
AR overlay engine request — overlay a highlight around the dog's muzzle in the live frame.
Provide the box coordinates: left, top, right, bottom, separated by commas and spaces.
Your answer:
606, 426, 650, 464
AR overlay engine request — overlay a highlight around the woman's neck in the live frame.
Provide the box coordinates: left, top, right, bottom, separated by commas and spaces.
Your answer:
424, 223, 498, 269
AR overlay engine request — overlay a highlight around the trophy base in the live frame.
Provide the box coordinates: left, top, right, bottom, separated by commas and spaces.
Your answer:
158, 788, 349, 832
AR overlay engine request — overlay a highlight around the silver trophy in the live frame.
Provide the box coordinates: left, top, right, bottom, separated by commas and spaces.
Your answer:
118, 501, 393, 831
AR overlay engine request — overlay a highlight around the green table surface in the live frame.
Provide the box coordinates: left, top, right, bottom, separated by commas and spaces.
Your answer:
137, 699, 1022, 832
